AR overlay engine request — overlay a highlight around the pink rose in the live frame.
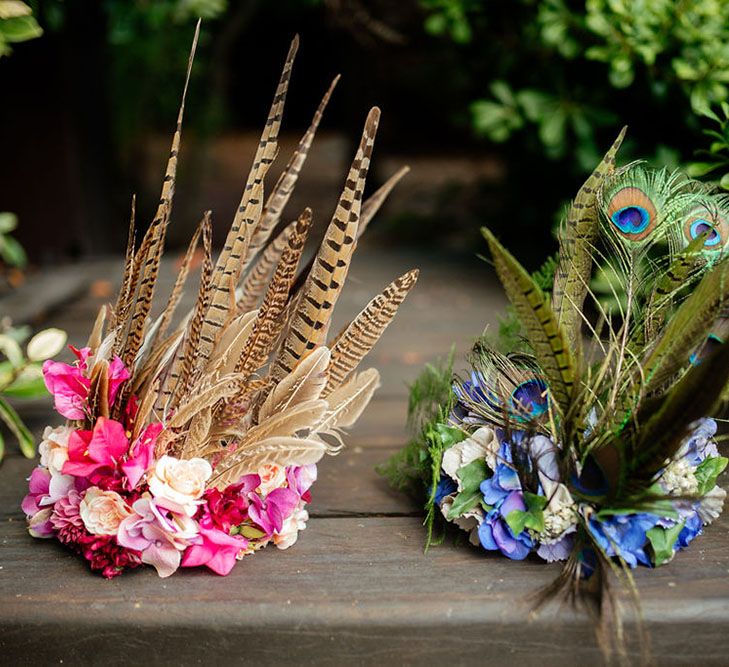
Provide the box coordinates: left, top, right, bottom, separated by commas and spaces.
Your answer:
79, 487, 132, 536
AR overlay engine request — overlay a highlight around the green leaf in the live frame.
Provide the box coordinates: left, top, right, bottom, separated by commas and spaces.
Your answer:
505, 492, 548, 536
0, 396, 34, 457
239, 525, 266, 539
0, 429, 4, 462
695, 456, 728, 495
647, 521, 684, 567
447, 488, 481, 520
456, 458, 488, 491
446, 458, 489, 519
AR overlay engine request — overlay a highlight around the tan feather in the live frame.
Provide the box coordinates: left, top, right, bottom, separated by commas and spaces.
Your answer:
236, 220, 296, 313
87, 360, 110, 420
87, 306, 108, 353
179, 406, 214, 458
317, 367, 380, 432
273, 107, 380, 380
118, 23, 200, 373
112, 195, 137, 331
235, 208, 311, 377
207, 309, 259, 377
259, 346, 330, 422
196, 37, 298, 368
152, 212, 207, 348
156, 212, 213, 413
210, 436, 329, 488
244, 74, 339, 262
324, 268, 419, 395
168, 373, 247, 429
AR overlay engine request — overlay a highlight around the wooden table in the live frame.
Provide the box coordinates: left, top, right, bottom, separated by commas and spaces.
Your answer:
2, 248, 728, 665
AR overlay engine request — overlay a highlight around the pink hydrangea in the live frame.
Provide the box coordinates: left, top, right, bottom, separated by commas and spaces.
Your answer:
117, 495, 197, 578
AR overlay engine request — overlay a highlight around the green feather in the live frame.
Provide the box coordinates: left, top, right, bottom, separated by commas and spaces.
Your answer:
482, 227, 576, 414
641, 255, 729, 394
552, 126, 627, 352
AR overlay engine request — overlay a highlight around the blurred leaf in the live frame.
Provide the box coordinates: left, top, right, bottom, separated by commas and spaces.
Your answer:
0, 334, 23, 366
27, 328, 67, 362
0, 2, 32, 20
0, 234, 27, 267
0, 14, 42, 42
0, 396, 35, 458
0, 212, 17, 233
3, 364, 46, 398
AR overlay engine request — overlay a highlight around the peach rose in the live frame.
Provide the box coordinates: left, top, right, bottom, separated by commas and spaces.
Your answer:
79, 487, 132, 536
274, 504, 309, 550
257, 464, 286, 496
38, 425, 73, 476
148, 455, 212, 516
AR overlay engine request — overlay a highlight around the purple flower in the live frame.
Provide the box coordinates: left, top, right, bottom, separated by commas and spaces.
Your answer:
248, 487, 299, 538
478, 492, 534, 560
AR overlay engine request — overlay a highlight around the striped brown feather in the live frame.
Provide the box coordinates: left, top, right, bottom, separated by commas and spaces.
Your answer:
235, 208, 312, 377
236, 220, 296, 313
323, 268, 419, 395
197, 37, 299, 368
112, 195, 137, 331
115, 22, 200, 375
244, 74, 339, 264
273, 107, 380, 381
152, 212, 207, 348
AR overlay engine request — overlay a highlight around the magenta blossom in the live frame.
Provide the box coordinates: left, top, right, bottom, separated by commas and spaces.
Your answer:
42, 347, 130, 420
287, 465, 317, 501
248, 487, 299, 538
63, 417, 130, 484
121, 423, 163, 489
42, 359, 90, 420
21, 468, 57, 537
201, 474, 259, 532
181, 514, 248, 576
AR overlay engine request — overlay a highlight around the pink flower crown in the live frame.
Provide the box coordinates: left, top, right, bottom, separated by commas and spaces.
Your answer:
21, 30, 418, 578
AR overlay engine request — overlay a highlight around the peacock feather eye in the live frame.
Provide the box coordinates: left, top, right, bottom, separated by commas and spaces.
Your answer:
606, 187, 658, 241
683, 208, 728, 252
509, 378, 548, 419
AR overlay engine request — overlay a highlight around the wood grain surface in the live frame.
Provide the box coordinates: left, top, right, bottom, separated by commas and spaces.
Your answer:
1, 249, 728, 666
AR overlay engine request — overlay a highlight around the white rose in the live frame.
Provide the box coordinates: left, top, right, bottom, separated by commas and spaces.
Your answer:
257, 464, 287, 496
80, 487, 132, 536
39, 425, 73, 476
441, 427, 494, 490
148, 455, 212, 516
274, 505, 309, 550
